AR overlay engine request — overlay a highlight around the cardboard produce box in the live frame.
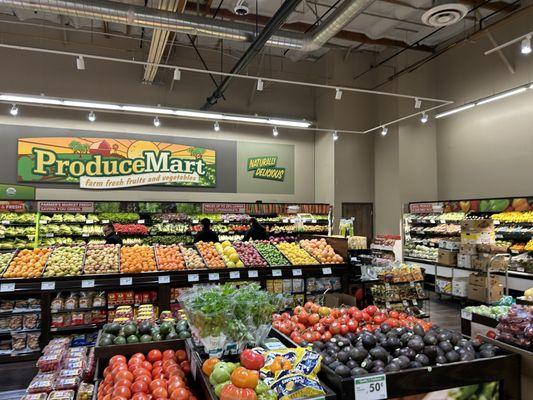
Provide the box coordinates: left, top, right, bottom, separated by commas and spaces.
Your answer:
438, 239, 460, 251
324, 293, 358, 307
452, 277, 469, 297
468, 274, 499, 287
468, 283, 503, 303
438, 249, 458, 266
461, 231, 495, 245
459, 244, 478, 255
457, 253, 474, 269
461, 219, 494, 232
472, 253, 509, 271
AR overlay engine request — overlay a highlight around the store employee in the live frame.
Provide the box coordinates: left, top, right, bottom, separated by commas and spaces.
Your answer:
103, 223, 123, 245
243, 218, 268, 241
194, 218, 219, 243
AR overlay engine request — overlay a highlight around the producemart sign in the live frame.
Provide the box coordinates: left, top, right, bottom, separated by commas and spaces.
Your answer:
17, 137, 216, 189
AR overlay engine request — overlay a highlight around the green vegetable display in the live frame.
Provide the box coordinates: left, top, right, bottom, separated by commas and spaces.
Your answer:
97, 213, 140, 223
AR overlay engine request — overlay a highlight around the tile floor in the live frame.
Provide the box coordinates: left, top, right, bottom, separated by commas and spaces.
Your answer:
428, 291, 462, 332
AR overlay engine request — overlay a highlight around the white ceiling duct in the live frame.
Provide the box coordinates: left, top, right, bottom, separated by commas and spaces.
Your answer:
421, 1, 469, 27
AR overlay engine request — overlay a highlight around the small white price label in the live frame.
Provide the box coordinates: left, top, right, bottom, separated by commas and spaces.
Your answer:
290, 219, 295, 223
517, 267, 525, 272
162, 220, 169, 223
282, 219, 289, 223
493, 220, 500, 225
86, 220, 94, 225
2, 220, 10, 225
102, 220, 110, 224
158, 275, 170, 284
223, 220, 229, 224
208, 273, 220, 281
311, 219, 317, 223
430, 219, 435, 224
0, 283, 15, 292
137, 219, 145, 224
292, 269, 302, 276
81, 279, 95, 288
45, 233, 54, 237
41, 281, 55, 290
120, 277, 132, 286
402, 300, 409, 306
188, 274, 199, 282
192, 219, 199, 224
412, 299, 418, 306
82, 233, 90, 237
229, 271, 240, 279
385, 301, 391, 308
354, 374, 387, 400
410, 281, 415, 287
272, 269, 282, 277
248, 270, 258, 278
461, 310, 472, 321
40, 220, 48, 225
322, 267, 332, 275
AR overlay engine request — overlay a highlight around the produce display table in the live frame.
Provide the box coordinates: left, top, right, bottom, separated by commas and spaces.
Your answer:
460, 312, 499, 338
270, 328, 521, 399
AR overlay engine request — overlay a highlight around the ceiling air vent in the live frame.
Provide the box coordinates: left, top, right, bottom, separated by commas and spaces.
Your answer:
421, 3, 469, 27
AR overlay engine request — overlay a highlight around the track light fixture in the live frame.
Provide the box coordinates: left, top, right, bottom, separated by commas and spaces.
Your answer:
335, 88, 342, 100
420, 113, 428, 124
272, 126, 279, 137
521, 35, 531, 55
9, 104, 18, 116
76, 56, 85, 70
414, 98, 422, 109
153, 116, 161, 127
332, 131, 339, 141
88, 111, 96, 122
381, 126, 388, 136
213, 121, 220, 132
173, 68, 181, 81
257, 79, 264, 91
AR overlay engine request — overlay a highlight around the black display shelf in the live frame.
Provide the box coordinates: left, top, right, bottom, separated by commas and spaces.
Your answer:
50, 323, 104, 333
461, 312, 499, 337
403, 256, 436, 265
0, 351, 40, 364
51, 306, 106, 314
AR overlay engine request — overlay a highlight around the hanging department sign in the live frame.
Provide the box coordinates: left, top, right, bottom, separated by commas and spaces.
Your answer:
247, 156, 286, 182
17, 137, 216, 189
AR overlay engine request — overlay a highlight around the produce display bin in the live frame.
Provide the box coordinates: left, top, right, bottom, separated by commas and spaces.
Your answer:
460, 312, 499, 337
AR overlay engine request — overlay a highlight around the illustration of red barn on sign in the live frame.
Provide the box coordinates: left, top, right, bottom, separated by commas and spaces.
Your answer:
89, 140, 111, 156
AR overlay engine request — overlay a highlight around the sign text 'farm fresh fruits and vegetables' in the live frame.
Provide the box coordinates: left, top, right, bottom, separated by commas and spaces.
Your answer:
409, 197, 533, 213
18, 137, 216, 189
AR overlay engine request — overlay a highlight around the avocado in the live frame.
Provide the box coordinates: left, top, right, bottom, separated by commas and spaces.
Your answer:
408, 361, 423, 369
350, 367, 368, 377
140, 334, 152, 343
385, 362, 401, 372
385, 337, 401, 351
334, 365, 351, 378
412, 324, 425, 337
346, 360, 357, 369
361, 334, 376, 350
445, 350, 460, 362
415, 353, 430, 366
435, 355, 447, 364
349, 347, 368, 363
438, 341, 453, 353
369, 346, 389, 362
126, 335, 140, 344
113, 336, 127, 345
407, 338, 424, 353
336, 351, 350, 364
178, 331, 191, 339
123, 323, 138, 337
423, 345, 439, 360
423, 334, 438, 346
160, 321, 173, 335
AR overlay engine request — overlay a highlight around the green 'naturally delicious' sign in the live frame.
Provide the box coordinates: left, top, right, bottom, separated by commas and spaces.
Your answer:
247, 156, 286, 182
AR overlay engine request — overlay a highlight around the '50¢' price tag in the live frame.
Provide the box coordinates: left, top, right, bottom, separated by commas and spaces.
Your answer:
354, 374, 387, 400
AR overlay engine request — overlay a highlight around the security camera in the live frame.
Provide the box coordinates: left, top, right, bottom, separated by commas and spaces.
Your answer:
234, 0, 249, 15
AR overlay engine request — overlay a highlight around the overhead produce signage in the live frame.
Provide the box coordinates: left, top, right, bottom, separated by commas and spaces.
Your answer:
0, 183, 35, 200
246, 155, 286, 182
410, 197, 532, 213
17, 137, 216, 189
0, 201, 27, 212
37, 201, 94, 213
201, 203, 246, 214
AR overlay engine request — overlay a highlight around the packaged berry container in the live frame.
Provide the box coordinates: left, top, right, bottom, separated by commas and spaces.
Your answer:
21, 393, 48, 400
47, 390, 75, 400
27, 373, 56, 394
54, 376, 80, 391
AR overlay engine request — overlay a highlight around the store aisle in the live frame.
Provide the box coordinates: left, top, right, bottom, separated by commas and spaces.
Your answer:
428, 291, 462, 331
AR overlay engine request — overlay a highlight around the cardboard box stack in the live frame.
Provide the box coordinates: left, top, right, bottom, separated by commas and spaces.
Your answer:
438, 239, 460, 266
467, 274, 503, 303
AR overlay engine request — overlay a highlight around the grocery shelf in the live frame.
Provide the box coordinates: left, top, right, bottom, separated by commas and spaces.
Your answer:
0, 351, 40, 364
50, 306, 106, 314
50, 323, 104, 333
404, 256, 437, 265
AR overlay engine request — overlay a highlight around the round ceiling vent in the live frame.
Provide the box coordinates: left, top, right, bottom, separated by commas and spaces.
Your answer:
421, 3, 469, 27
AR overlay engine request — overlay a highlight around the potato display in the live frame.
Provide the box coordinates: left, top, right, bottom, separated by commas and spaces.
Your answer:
84, 245, 119, 274
43, 246, 85, 277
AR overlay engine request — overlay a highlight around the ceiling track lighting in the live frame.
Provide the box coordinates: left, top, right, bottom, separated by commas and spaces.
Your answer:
521, 35, 531, 55
76, 56, 85, 70
476, 87, 527, 105
88, 111, 96, 122
332, 131, 339, 141
213, 121, 220, 132
420, 112, 428, 124
9, 104, 18, 116
414, 98, 422, 109
381, 126, 388, 136
153, 116, 161, 127
272, 126, 279, 137
257, 79, 264, 92
335, 88, 342, 100
435, 103, 475, 118
173, 68, 181, 81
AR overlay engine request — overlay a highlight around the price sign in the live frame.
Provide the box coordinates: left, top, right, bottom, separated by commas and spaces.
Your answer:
158, 275, 170, 284
292, 269, 302, 276
0, 283, 15, 292
192, 219, 199, 224
311, 219, 317, 223
282, 219, 289, 223
2, 220, 10, 225
208, 273, 220, 281
102, 220, 110, 224
229, 271, 240, 279
162, 220, 169, 224
402, 300, 409, 306
248, 270, 258, 278
354, 374, 387, 400
461, 310, 472, 321
82, 279, 95, 288
86, 220, 94, 225
120, 277, 132, 286
412, 299, 418, 306
137, 219, 145, 224
40, 220, 48, 225
385, 301, 391, 308
82, 233, 90, 237
41, 281, 55, 290
517, 267, 525, 272
322, 267, 332, 275
188, 274, 199, 282
272, 269, 282, 277
45, 233, 54, 237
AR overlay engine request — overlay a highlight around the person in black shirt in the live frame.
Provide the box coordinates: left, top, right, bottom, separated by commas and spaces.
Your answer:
243, 218, 268, 241
194, 218, 219, 243
103, 223, 123, 245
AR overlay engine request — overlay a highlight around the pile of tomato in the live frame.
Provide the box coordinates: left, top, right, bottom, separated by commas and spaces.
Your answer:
97, 349, 196, 400
272, 302, 431, 344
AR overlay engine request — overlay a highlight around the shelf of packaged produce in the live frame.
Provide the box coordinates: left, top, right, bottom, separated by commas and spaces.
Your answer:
50, 323, 104, 333
0, 264, 349, 292
0, 328, 41, 337
51, 306, 107, 314
0, 351, 41, 364
0, 309, 41, 315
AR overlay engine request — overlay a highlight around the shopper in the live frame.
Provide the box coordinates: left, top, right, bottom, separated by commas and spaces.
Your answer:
243, 218, 268, 241
103, 223, 123, 245
194, 218, 219, 243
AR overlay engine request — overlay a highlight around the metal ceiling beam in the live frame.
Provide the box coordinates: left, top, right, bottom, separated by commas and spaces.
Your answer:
184, 2, 433, 51
202, 0, 304, 109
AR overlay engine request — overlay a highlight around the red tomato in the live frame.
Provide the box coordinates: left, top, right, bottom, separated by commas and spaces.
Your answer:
129, 364, 143, 374
352, 310, 363, 321
169, 368, 185, 380
347, 319, 358, 332
308, 313, 320, 326
131, 381, 149, 394
116, 371, 134, 382
162, 350, 175, 360
389, 310, 399, 319
147, 350, 163, 364
175, 350, 187, 363
134, 375, 152, 385
302, 331, 313, 342
168, 381, 185, 394
141, 361, 153, 371
364, 323, 376, 332
321, 331, 332, 341
365, 305, 378, 316
128, 358, 143, 367
170, 388, 190, 400
149, 379, 167, 393
279, 321, 292, 335
165, 365, 180, 377
152, 374, 165, 382
112, 365, 129, 378
322, 316, 334, 326
133, 368, 151, 380
111, 396, 128, 400
115, 380, 133, 389
310, 303, 320, 314
152, 361, 163, 369
313, 323, 326, 334
337, 316, 348, 325
112, 386, 131, 399
110, 355, 127, 366
152, 367, 164, 377
348, 306, 359, 316
398, 312, 408, 320
151, 388, 168, 399
272, 321, 282, 331
290, 315, 299, 323
179, 361, 190, 375
132, 394, 150, 400
362, 312, 372, 322
304, 301, 314, 311
311, 331, 321, 342
104, 366, 112, 378
104, 374, 114, 385
296, 322, 305, 331
373, 313, 386, 325
297, 311, 308, 324
329, 321, 341, 335
281, 312, 290, 320
162, 360, 176, 370
487, 330, 497, 339
293, 306, 304, 315
340, 324, 349, 335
